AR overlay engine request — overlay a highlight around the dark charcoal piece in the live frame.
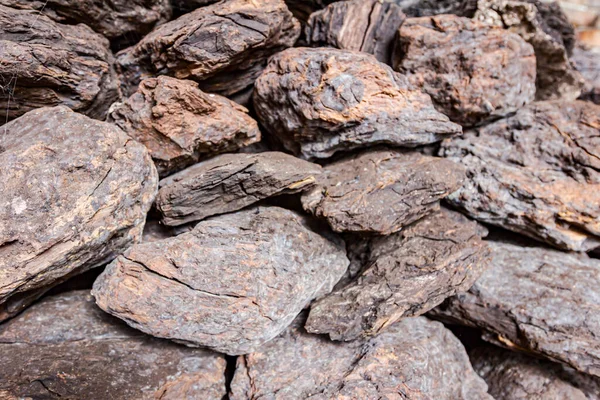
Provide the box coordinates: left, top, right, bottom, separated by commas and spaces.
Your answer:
0, 107, 157, 321
92, 206, 349, 355
156, 152, 322, 226
392, 0, 479, 17
305, 0, 406, 64
301, 149, 465, 235
305, 208, 490, 341
0, 5, 119, 124
107, 76, 260, 177
394, 14, 536, 126
475, 0, 584, 101
524, 0, 576, 55
431, 241, 600, 377
284, 0, 333, 23
572, 45, 600, 105
117, 0, 300, 97
253, 47, 462, 160
0, 0, 172, 41
230, 315, 492, 399
171, 0, 219, 14
0, 291, 226, 400
470, 346, 600, 400
440, 100, 600, 252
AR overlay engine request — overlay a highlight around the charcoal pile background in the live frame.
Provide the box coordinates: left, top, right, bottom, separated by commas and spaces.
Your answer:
1, 0, 600, 398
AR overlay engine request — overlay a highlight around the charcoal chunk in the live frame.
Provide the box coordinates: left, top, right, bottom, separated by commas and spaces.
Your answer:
92, 206, 349, 355
0, 5, 119, 123
253, 47, 462, 160
431, 241, 600, 377
171, 0, 219, 14
440, 100, 600, 252
572, 45, 600, 104
0, 106, 157, 321
117, 0, 300, 97
0, 291, 226, 400
108, 76, 260, 177
305, 208, 490, 341
305, 0, 406, 64
392, 0, 479, 17
230, 315, 492, 399
156, 152, 322, 226
284, 0, 334, 23
301, 149, 465, 234
394, 14, 536, 126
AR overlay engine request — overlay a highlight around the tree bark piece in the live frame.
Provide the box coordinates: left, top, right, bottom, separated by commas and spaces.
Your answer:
92, 206, 349, 355
431, 241, 600, 377
0, 291, 226, 400
301, 149, 465, 235
230, 315, 492, 399
107, 76, 260, 177
394, 14, 536, 126
572, 45, 600, 105
305, 208, 490, 341
305, 0, 406, 64
253, 47, 462, 160
156, 152, 322, 226
0, 106, 157, 321
116, 0, 300, 97
440, 100, 600, 252
0, 5, 119, 124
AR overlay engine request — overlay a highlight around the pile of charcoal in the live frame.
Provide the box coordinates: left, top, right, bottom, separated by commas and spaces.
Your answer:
1, 0, 600, 398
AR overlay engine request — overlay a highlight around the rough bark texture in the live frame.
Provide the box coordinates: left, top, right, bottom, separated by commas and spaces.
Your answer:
253, 47, 462, 160
572, 45, 600, 105
0, 5, 120, 124
394, 14, 536, 126
156, 152, 322, 226
117, 0, 301, 97
0, 106, 157, 321
475, 0, 584, 101
301, 150, 465, 235
305, 0, 406, 64
391, 0, 479, 17
305, 208, 490, 341
107, 76, 261, 177
470, 346, 600, 400
92, 206, 349, 355
440, 100, 600, 252
431, 241, 600, 377
230, 315, 492, 399
0, 0, 172, 41
0, 291, 226, 400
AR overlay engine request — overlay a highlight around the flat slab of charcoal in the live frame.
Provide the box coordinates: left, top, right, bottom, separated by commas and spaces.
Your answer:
0, 291, 226, 400
253, 47, 461, 159
92, 206, 349, 355
431, 241, 600, 377
156, 152, 322, 226
440, 100, 600, 252
108, 76, 261, 177
230, 315, 492, 399
301, 150, 465, 235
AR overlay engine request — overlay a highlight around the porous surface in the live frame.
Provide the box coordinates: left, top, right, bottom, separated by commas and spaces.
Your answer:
572, 46, 600, 104
0, 106, 157, 320
156, 152, 322, 226
92, 206, 349, 355
301, 149, 465, 235
440, 100, 600, 252
107, 76, 260, 177
254, 47, 462, 159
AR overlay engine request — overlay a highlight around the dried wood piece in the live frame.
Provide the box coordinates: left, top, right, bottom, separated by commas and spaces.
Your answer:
392, 0, 479, 17
431, 241, 600, 377
230, 315, 492, 399
108, 76, 260, 177
394, 14, 536, 126
301, 150, 465, 235
305, 0, 406, 64
305, 208, 489, 341
0, 291, 226, 400
0, 5, 119, 123
440, 100, 600, 252
92, 206, 349, 355
117, 0, 300, 97
572, 45, 600, 105
253, 47, 461, 160
156, 152, 322, 226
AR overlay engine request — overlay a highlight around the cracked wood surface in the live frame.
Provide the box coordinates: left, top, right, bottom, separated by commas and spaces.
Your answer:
156, 151, 322, 226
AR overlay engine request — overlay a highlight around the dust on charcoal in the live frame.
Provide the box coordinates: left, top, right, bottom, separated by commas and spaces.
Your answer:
1, 0, 599, 398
